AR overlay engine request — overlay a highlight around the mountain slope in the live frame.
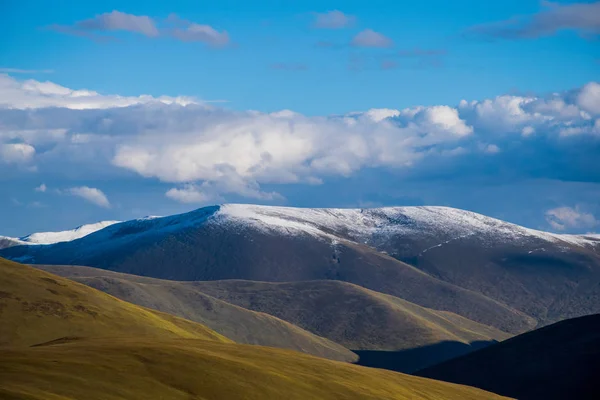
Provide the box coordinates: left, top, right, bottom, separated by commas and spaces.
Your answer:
416, 314, 600, 400
38, 265, 508, 369
37, 265, 357, 362
0, 337, 511, 400
189, 279, 510, 349
0, 257, 228, 347
4, 204, 599, 332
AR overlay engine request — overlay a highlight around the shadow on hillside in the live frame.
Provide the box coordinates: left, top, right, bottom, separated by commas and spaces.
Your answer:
352, 340, 496, 374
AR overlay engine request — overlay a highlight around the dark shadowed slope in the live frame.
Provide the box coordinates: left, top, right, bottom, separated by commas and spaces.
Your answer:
0, 337, 511, 400
36, 265, 357, 362
417, 314, 600, 400
0, 257, 228, 347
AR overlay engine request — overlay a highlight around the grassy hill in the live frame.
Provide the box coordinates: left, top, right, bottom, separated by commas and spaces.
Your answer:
0, 337, 510, 400
37, 265, 357, 362
0, 256, 511, 399
417, 314, 600, 399
0, 257, 228, 347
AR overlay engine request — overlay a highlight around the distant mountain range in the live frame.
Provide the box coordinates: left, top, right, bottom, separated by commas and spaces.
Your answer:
3, 204, 599, 336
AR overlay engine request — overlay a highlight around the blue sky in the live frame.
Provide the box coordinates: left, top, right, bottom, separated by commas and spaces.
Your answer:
0, 0, 599, 236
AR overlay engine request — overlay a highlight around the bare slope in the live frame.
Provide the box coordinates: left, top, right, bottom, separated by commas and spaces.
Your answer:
0, 337, 510, 400
0, 257, 228, 347
417, 314, 600, 400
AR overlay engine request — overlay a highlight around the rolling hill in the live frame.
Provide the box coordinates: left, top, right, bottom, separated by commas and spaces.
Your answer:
35, 265, 357, 362
38, 264, 509, 370
0, 256, 510, 399
0, 257, 229, 347
0, 337, 511, 400
416, 314, 600, 400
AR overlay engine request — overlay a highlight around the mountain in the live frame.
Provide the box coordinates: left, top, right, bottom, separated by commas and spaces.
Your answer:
38, 264, 508, 370
37, 265, 357, 362
3, 204, 599, 333
0, 337, 510, 400
0, 257, 228, 347
416, 314, 600, 400
0, 220, 120, 249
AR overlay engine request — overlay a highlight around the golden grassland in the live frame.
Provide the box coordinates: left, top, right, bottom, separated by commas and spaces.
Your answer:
0, 257, 229, 347
0, 337, 511, 400
0, 257, 511, 399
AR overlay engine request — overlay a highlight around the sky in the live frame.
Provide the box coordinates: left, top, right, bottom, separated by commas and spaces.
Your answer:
0, 0, 599, 236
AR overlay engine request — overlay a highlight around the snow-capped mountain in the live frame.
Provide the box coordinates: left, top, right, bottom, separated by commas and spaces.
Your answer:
0, 220, 121, 249
2, 204, 600, 334
3, 204, 598, 250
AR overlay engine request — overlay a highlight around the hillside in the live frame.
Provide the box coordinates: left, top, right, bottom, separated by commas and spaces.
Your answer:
0, 337, 510, 400
417, 314, 600, 400
0, 257, 228, 347
37, 265, 357, 362
38, 265, 509, 370
4, 204, 599, 332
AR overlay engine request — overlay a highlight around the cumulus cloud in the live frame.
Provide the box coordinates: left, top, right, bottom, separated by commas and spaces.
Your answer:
1, 75, 599, 205
545, 206, 598, 231
0, 143, 36, 164
34, 183, 47, 192
67, 186, 111, 208
469, 1, 600, 39
351, 29, 394, 48
313, 10, 355, 29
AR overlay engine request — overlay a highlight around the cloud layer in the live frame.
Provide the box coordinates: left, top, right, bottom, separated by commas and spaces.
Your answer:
0, 74, 599, 215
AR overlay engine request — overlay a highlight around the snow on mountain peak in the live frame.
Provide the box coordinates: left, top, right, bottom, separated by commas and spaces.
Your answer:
214, 204, 600, 248
17, 220, 121, 245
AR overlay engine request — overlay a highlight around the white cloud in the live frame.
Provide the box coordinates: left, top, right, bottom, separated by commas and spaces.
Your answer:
578, 82, 600, 114
545, 206, 598, 231
484, 144, 501, 154
0, 143, 36, 164
67, 186, 111, 208
51, 11, 231, 46
166, 184, 217, 204
35, 183, 47, 192
313, 10, 355, 29
1, 75, 599, 204
70, 10, 159, 37
166, 14, 230, 47
0, 74, 198, 110
351, 29, 393, 48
